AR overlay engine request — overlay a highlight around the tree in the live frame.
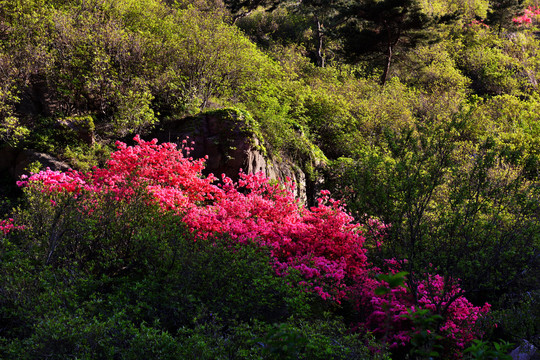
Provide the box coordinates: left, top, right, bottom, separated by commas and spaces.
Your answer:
328, 113, 540, 304
227, 0, 349, 67
340, 0, 431, 84
297, 0, 356, 67
487, 0, 524, 34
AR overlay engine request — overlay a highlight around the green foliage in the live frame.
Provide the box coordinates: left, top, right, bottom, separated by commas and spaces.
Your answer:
62, 142, 112, 171
403, 309, 445, 359
374, 271, 409, 296
327, 110, 540, 302
459, 44, 523, 95
340, 0, 434, 84
256, 318, 386, 360
1, 307, 186, 359
0, 116, 29, 147
455, 25, 540, 96
224, 0, 282, 20
419, 0, 490, 18
0, 0, 333, 170
174, 315, 386, 360
237, 7, 312, 49
0, 0, 292, 145
464, 339, 514, 360
113, 89, 156, 136
0, 52, 29, 146
259, 323, 308, 359
398, 42, 471, 122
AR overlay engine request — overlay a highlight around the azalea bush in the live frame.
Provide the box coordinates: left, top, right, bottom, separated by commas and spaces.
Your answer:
17, 135, 369, 302
13, 135, 491, 358
513, 6, 540, 27
360, 272, 491, 353
0, 218, 23, 235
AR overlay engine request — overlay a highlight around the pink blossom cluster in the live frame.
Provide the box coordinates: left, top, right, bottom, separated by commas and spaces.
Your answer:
513, 6, 540, 26
183, 172, 368, 302
17, 168, 87, 193
355, 267, 490, 355
467, 19, 489, 28
0, 218, 24, 235
416, 275, 490, 349
15, 136, 490, 355
361, 280, 413, 348
17, 136, 219, 209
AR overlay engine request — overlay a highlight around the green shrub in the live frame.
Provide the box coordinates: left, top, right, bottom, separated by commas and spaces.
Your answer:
327, 114, 540, 303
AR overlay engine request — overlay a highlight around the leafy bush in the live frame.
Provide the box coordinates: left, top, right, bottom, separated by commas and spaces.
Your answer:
11, 135, 493, 358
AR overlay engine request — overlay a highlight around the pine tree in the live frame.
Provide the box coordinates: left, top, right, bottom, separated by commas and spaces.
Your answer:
341, 0, 431, 84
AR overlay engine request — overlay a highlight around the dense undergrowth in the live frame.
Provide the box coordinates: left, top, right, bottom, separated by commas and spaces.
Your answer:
1, 0, 539, 358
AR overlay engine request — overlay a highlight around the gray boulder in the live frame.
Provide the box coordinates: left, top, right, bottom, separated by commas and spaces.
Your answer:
511, 340, 540, 360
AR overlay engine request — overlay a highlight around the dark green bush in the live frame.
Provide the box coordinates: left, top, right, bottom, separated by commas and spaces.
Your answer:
327, 114, 540, 304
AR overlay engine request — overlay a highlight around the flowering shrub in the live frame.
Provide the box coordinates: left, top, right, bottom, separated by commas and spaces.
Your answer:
467, 19, 490, 29
513, 6, 540, 26
416, 275, 491, 349
18, 136, 368, 302
17, 136, 218, 208
358, 273, 491, 354
0, 218, 24, 235
16, 135, 490, 357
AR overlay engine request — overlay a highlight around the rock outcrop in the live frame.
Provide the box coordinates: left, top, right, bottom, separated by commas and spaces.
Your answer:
511, 340, 540, 360
151, 108, 312, 204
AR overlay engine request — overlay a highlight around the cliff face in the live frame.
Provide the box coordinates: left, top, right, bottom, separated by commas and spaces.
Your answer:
151, 108, 313, 204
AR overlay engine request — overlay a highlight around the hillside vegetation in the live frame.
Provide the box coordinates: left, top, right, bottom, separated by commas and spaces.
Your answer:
0, 0, 539, 358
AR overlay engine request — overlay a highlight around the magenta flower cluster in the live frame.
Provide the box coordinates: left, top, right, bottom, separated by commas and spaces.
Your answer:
0, 218, 24, 235
14, 136, 490, 357
513, 6, 540, 26
357, 270, 490, 351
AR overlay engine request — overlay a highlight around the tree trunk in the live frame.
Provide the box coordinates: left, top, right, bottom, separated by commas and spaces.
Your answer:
314, 15, 325, 67
381, 25, 399, 85
381, 44, 392, 85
